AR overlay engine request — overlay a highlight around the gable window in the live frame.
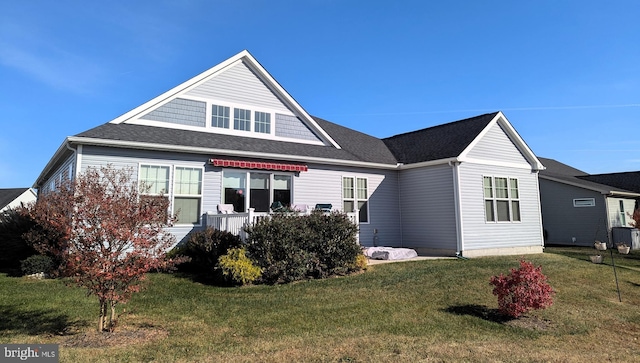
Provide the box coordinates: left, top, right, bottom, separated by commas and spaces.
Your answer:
484, 176, 520, 222
343, 177, 369, 223
254, 111, 271, 134
211, 104, 230, 128
234, 108, 251, 131
573, 198, 595, 207
173, 167, 203, 224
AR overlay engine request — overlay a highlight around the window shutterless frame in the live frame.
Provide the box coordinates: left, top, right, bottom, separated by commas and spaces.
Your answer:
483, 175, 520, 223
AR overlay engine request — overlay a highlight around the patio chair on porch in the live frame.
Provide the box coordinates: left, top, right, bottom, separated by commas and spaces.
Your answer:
217, 204, 235, 214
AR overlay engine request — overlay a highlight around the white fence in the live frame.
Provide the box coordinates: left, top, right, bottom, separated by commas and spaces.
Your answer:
205, 208, 360, 242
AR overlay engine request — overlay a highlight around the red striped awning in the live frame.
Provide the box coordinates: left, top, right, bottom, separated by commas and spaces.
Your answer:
209, 159, 308, 172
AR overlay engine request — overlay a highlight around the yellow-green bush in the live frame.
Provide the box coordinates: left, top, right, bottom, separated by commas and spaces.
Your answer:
218, 247, 262, 285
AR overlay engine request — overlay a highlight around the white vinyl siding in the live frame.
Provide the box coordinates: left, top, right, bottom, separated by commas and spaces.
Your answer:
295, 165, 401, 247
466, 122, 529, 165
397, 164, 457, 251
185, 60, 291, 113
459, 163, 543, 251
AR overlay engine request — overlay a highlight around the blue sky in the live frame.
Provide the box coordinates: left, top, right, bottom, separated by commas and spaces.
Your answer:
1, 0, 639, 188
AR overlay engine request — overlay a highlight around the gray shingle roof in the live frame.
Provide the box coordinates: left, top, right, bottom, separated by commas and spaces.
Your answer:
0, 188, 30, 210
75, 118, 399, 165
382, 112, 498, 164
579, 172, 640, 194
538, 157, 639, 195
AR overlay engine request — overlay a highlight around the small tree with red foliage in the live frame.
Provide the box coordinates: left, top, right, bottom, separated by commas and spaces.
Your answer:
489, 260, 555, 318
24, 165, 186, 332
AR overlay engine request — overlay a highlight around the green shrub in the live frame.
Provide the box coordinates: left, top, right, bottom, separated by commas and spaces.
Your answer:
0, 209, 38, 273
244, 211, 362, 284
174, 228, 243, 280
20, 255, 54, 276
218, 248, 262, 285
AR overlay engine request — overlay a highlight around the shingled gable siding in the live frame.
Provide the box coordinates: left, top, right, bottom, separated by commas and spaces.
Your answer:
185, 61, 290, 113
458, 163, 543, 250
465, 122, 529, 165
275, 113, 321, 142
293, 165, 401, 247
538, 179, 608, 246
140, 98, 206, 127
397, 164, 458, 251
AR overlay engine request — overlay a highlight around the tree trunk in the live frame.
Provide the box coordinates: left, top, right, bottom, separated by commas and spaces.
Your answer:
98, 299, 107, 332
109, 300, 117, 332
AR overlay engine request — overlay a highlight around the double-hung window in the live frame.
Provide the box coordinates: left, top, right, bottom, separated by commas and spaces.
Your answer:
139, 164, 203, 225
234, 108, 251, 131
484, 176, 520, 222
343, 176, 369, 223
139, 165, 171, 223
173, 167, 203, 224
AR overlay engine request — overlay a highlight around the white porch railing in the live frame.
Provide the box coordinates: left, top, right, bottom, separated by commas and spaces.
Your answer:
205, 207, 360, 243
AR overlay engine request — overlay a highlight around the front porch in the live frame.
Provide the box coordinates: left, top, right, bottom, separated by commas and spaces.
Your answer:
205, 207, 360, 242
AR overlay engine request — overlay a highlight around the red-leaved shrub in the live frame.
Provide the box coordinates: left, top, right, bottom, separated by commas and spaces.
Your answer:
489, 260, 555, 318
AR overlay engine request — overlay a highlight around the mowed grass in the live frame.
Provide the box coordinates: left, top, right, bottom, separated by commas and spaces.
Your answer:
1, 247, 639, 362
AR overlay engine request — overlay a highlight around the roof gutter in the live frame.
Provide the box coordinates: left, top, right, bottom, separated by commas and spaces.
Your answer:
540, 174, 640, 198
66, 136, 400, 171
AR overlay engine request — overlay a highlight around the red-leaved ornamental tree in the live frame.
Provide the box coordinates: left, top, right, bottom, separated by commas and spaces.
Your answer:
24, 165, 186, 332
489, 260, 555, 318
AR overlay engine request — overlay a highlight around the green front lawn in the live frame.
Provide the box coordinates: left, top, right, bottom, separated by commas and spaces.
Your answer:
1, 247, 639, 362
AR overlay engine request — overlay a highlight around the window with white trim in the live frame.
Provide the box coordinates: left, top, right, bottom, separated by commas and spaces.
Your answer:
211, 104, 230, 128
223, 171, 293, 213
234, 108, 251, 131
573, 198, 595, 207
343, 176, 369, 223
483, 176, 520, 222
139, 164, 171, 223
139, 164, 203, 225
173, 167, 203, 224
254, 111, 271, 134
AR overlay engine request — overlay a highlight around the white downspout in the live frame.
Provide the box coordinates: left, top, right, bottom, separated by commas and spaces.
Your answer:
450, 161, 464, 256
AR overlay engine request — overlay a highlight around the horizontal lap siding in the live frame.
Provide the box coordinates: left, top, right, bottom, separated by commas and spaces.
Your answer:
186, 61, 290, 113
466, 123, 529, 164
80, 146, 216, 244
459, 163, 543, 250
398, 165, 457, 250
41, 154, 75, 193
539, 180, 607, 245
607, 197, 636, 229
295, 165, 401, 247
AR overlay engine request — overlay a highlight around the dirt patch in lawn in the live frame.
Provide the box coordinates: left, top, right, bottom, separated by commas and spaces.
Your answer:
61, 324, 169, 348
504, 315, 553, 331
